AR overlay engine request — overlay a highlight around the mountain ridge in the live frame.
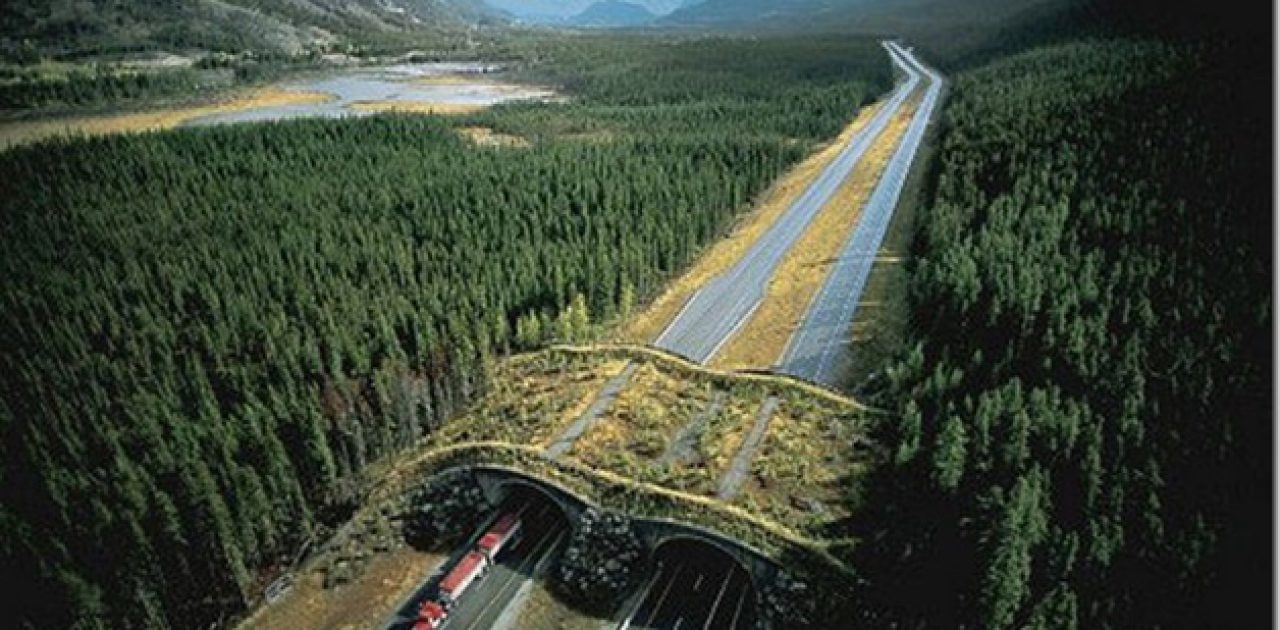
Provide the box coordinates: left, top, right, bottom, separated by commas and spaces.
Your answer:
570, 1, 658, 27
0, 0, 504, 57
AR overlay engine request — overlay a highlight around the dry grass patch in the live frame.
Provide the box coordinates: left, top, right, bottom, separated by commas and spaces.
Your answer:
529, 359, 631, 447
711, 93, 923, 370
430, 352, 623, 447
0, 87, 334, 150
615, 99, 885, 344
735, 391, 873, 537
348, 100, 487, 115
570, 361, 713, 479
516, 579, 614, 630
237, 547, 443, 630
412, 74, 494, 86
688, 392, 767, 495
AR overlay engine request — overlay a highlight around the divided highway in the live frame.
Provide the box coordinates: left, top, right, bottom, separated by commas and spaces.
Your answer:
653, 42, 924, 364
780, 42, 944, 386
382, 43, 944, 630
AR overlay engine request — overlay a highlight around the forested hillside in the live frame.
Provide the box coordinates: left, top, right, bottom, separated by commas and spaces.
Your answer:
850, 38, 1269, 628
0, 36, 888, 628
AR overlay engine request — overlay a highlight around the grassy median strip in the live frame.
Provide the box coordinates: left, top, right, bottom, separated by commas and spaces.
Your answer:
710, 91, 923, 371
616, 100, 885, 344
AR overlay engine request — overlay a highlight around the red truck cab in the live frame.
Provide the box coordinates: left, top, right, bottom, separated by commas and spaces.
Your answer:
413, 600, 447, 630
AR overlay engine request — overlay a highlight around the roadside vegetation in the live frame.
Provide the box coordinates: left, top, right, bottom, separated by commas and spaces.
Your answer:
852, 38, 1269, 628
0, 35, 889, 629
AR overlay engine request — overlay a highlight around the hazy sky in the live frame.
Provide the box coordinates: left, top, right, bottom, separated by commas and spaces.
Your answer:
483, 0, 689, 18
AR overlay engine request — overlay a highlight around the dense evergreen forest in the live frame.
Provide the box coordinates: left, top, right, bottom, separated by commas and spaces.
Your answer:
852, 37, 1270, 628
0, 65, 225, 109
0, 36, 888, 628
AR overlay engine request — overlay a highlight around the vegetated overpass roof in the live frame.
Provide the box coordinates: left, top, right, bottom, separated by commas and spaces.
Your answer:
425, 345, 878, 542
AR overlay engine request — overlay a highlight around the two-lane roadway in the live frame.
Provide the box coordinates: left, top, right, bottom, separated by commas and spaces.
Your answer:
619, 544, 754, 630
780, 42, 944, 386
385, 495, 567, 630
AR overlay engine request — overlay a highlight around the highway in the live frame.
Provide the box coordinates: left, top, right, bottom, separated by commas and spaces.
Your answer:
653, 42, 924, 364
780, 42, 944, 386
620, 544, 755, 630
385, 494, 567, 630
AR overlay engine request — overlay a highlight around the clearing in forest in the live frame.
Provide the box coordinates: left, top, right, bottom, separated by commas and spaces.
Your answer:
238, 547, 444, 630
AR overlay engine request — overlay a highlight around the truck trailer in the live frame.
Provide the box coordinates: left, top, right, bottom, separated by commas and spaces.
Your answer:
412, 511, 525, 630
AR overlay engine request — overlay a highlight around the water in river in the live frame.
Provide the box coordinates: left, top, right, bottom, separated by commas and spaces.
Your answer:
185, 62, 553, 126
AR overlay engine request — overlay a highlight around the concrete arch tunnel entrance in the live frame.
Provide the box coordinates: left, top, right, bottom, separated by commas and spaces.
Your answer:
464, 464, 779, 578
621, 537, 758, 630
472, 466, 588, 525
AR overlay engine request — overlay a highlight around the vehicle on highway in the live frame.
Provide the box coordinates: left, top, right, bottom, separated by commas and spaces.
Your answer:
411, 510, 525, 630
477, 513, 522, 561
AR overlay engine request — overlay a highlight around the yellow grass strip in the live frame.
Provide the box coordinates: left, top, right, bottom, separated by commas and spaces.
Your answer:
572, 362, 673, 464
699, 396, 760, 485
347, 100, 487, 115
0, 87, 334, 150
615, 99, 885, 344
710, 92, 923, 370
411, 74, 493, 86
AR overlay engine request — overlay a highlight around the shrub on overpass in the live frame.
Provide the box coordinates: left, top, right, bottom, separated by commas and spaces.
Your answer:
401, 469, 489, 550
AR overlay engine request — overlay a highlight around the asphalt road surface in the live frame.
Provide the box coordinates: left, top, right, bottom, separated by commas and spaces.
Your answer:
621, 554, 754, 630
386, 497, 567, 630
780, 42, 944, 386
653, 42, 923, 364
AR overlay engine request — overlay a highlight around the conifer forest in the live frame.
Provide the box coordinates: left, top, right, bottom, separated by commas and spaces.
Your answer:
0, 1, 1270, 628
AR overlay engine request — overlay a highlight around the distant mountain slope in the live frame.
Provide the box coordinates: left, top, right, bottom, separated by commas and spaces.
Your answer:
662, 0, 886, 25
0, 0, 502, 56
571, 1, 657, 27
661, 0, 1058, 32
483, 0, 680, 23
